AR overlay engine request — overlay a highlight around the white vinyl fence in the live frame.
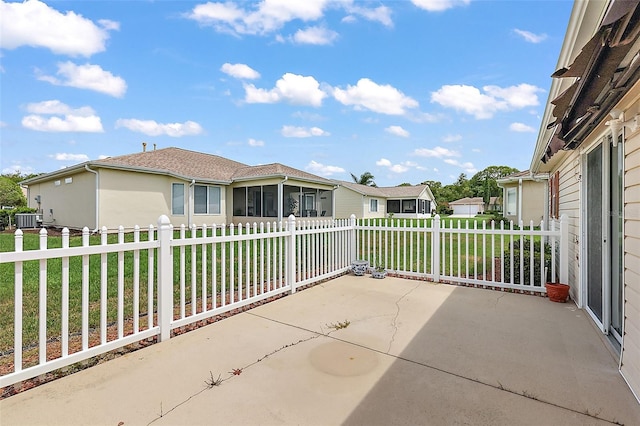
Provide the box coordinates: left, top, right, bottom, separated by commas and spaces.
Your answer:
0, 214, 567, 388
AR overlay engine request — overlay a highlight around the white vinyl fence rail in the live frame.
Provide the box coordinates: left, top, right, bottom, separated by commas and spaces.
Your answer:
0, 214, 567, 387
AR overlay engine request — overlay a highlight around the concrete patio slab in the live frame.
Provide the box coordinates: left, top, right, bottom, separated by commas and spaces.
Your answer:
1, 276, 639, 425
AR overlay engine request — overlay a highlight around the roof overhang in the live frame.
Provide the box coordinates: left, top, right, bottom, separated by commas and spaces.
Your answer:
535, 0, 640, 167
20, 161, 232, 186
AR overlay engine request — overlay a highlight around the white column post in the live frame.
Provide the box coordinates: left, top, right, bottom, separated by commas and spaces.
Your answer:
349, 214, 357, 262
432, 214, 441, 282
287, 214, 297, 294
559, 214, 569, 284
157, 215, 173, 342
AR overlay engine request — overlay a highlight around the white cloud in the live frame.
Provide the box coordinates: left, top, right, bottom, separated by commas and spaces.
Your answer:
0, 121, 7, 128
333, 78, 418, 115
115, 119, 204, 137
385, 125, 410, 137
412, 146, 459, 158
509, 122, 536, 132
22, 115, 104, 133
431, 83, 542, 119
513, 29, 547, 43
291, 26, 338, 45
98, 154, 109, 160
376, 158, 416, 174
185, 1, 391, 36
248, 138, 264, 146
37, 61, 127, 97
343, 4, 393, 27
411, 0, 471, 12
22, 100, 103, 133
244, 73, 326, 106
0, 0, 117, 57
51, 153, 89, 162
442, 134, 462, 143
185, 1, 327, 35
444, 158, 477, 174
281, 125, 329, 138
306, 160, 345, 176
220, 63, 260, 79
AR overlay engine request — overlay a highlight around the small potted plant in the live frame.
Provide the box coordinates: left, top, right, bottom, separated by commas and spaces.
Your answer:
371, 261, 387, 279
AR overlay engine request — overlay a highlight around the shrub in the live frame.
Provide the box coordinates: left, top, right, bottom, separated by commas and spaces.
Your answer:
502, 239, 551, 286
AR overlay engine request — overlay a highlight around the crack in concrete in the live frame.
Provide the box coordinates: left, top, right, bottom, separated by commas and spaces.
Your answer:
494, 293, 506, 308
387, 282, 422, 354
145, 313, 346, 426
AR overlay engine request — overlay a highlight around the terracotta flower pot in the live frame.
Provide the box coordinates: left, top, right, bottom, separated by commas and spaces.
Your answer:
545, 283, 570, 303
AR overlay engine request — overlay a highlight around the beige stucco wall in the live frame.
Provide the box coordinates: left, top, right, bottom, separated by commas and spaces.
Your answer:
99, 169, 227, 230
27, 170, 96, 230
502, 180, 547, 225
333, 187, 386, 219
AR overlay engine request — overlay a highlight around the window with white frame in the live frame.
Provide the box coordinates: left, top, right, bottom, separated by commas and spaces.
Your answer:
172, 183, 185, 215
370, 198, 378, 212
506, 187, 517, 216
194, 185, 221, 215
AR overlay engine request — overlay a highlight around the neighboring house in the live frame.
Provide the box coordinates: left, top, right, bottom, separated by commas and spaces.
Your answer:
448, 197, 485, 217
487, 196, 502, 212
21, 147, 335, 230
530, 0, 640, 400
333, 181, 436, 219
496, 170, 548, 225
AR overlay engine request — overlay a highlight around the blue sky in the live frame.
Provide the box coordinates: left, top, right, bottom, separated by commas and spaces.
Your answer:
0, 0, 573, 186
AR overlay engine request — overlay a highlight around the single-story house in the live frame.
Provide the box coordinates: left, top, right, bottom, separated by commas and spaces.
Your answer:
530, 0, 640, 401
496, 170, 548, 225
448, 197, 485, 217
21, 147, 336, 230
333, 181, 436, 219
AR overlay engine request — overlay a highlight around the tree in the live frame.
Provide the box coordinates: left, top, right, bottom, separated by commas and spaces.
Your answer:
0, 177, 27, 207
1, 171, 41, 185
351, 171, 377, 187
469, 166, 519, 204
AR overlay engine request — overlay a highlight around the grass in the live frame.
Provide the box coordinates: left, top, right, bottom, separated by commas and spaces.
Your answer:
0, 217, 549, 359
0, 228, 286, 356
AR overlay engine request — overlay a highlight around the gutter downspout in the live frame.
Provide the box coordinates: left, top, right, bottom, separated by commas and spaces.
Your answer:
278, 176, 288, 225
85, 165, 99, 233
333, 184, 339, 219
188, 179, 195, 228
518, 178, 523, 225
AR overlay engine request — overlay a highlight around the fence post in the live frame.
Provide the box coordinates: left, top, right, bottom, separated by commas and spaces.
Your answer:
559, 214, 569, 285
287, 214, 297, 294
432, 214, 440, 282
157, 215, 172, 342
349, 214, 357, 262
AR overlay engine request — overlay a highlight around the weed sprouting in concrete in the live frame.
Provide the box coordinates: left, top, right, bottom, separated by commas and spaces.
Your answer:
326, 320, 350, 330
204, 371, 222, 388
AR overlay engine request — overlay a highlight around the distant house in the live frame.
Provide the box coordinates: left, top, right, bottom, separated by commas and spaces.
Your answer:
496, 170, 548, 225
448, 197, 485, 217
21, 147, 335, 230
333, 181, 436, 219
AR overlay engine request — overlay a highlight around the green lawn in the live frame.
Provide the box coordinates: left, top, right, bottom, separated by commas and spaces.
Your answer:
0, 218, 547, 357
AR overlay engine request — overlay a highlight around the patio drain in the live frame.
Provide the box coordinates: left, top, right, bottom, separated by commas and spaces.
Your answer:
309, 341, 378, 377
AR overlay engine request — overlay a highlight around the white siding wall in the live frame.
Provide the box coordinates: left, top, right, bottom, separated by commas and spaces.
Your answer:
623, 131, 640, 400
553, 150, 581, 301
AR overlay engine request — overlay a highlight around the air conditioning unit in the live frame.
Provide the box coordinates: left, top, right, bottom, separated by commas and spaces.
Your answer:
15, 213, 38, 229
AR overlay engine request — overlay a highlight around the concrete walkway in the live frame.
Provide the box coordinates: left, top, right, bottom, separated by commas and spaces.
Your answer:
1, 276, 639, 425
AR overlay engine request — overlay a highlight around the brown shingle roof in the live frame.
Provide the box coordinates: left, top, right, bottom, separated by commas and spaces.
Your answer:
335, 181, 429, 198
232, 163, 334, 184
448, 197, 484, 205
96, 147, 248, 182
